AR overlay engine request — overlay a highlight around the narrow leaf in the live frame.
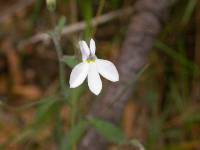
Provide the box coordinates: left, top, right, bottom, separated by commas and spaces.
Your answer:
61, 120, 88, 150
56, 16, 66, 33
62, 55, 79, 68
35, 96, 59, 126
89, 118, 125, 143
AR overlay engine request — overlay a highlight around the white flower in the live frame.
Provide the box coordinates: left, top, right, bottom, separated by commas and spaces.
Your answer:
69, 39, 119, 95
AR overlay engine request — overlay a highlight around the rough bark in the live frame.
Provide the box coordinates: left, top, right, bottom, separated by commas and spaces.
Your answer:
79, 0, 170, 149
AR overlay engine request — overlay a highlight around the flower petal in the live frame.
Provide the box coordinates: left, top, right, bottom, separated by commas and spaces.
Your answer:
79, 41, 90, 61
96, 59, 119, 82
87, 63, 102, 95
90, 38, 96, 55
69, 62, 89, 88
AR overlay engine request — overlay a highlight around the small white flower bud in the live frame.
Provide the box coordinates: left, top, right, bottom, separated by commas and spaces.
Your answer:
46, 0, 56, 12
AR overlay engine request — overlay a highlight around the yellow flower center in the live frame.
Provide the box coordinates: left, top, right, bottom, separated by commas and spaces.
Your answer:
86, 59, 96, 63
86, 55, 96, 63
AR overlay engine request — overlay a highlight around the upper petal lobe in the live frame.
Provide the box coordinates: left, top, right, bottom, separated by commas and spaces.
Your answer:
79, 41, 90, 61
90, 39, 96, 55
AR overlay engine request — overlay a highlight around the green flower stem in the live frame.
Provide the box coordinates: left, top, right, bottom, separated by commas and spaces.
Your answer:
51, 33, 66, 96
71, 93, 77, 150
50, 31, 66, 148
92, 0, 105, 36
51, 21, 78, 150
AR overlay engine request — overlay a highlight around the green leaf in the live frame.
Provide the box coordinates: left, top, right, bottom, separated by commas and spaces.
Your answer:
61, 120, 88, 150
34, 96, 60, 126
62, 55, 79, 68
56, 16, 66, 33
89, 118, 125, 143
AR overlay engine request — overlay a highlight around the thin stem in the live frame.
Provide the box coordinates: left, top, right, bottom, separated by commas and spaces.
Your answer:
96, 0, 106, 18
50, 11, 78, 150
51, 30, 66, 149
48, 7, 67, 150
69, 0, 79, 62
52, 33, 66, 95
92, 0, 106, 36
49, 10, 66, 96
71, 90, 78, 150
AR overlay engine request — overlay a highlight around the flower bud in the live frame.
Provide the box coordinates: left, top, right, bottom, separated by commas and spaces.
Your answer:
46, 0, 56, 12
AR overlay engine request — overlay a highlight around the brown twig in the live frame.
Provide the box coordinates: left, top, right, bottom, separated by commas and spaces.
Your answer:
2, 40, 23, 86
19, 7, 134, 48
78, 0, 170, 149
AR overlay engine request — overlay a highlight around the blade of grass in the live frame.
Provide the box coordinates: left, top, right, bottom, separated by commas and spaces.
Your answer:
155, 41, 200, 74
182, 0, 197, 24
79, 0, 93, 40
